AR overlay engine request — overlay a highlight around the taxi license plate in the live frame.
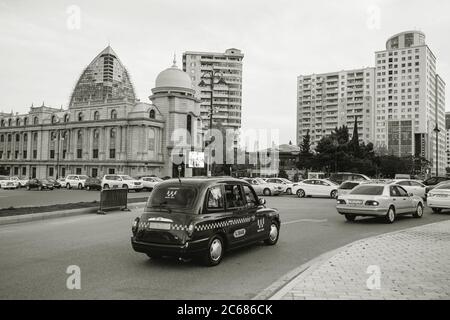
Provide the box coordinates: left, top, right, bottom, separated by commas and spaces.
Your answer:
149, 222, 171, 230
436, 194, 447, 198
348, 200, 363, 206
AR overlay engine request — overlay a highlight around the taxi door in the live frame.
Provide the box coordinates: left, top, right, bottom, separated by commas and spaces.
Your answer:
242, 184, 268, 242
224, 182, 253, 248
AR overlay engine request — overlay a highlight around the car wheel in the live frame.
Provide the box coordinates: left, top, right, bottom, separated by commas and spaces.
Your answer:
201, 235, 224, 267
78, 183, 83, 189
330, 190, 337, 199
286, 188, 292, 195
103, 184, 109, 189
26, 186, 30, 190
385, 206, 396, 224
345, 214, 356, 222
66, 183, 71, 189
412, 203, 423, 218
263, 188, 271, 196
264, 221, 280, 245
86, 186, 90, 191
296, 189, 305, 198
431, 207, 441, 213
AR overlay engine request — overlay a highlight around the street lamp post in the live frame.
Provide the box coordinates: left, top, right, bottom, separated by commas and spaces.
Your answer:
199, 67, 227, 177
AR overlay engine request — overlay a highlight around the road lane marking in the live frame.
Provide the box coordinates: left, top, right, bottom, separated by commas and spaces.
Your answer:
281, 218, 328, 225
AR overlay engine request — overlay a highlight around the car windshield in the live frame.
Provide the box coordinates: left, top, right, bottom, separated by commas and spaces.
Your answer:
434, 183, 450, 190
121, 176, 133, 180
146, 185, 197, 211
255, 178, 267, 184
340, 182, 359, 190
350, 185, 384, 195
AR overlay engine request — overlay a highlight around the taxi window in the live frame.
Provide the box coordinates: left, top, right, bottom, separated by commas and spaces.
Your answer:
390, 186, 402, 197
207, 185, 224, 210
148, 186, 197, 210
243, 185, 258, 208
225, 184, 245, 209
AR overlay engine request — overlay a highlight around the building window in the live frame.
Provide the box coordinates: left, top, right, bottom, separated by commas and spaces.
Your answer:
108, 168, 115, 174
23, 150, 27, 159
33, 150, 37, 159
64, 114, 70, 122
0, 134, 4, 142
109, 148, 116, 159
93, 149, 99, 159
51, 115, 58, 124
0, 151, 3, 159
76, 168, 82, 175
0, 119, 4, 127
94, 111, 100, 121
16, 118, 21, 126
49, 167, 54, 177
92, 168, 98, 178
16, 134, 20, 142
50, 150, 55, 159
22, 167, 26, 176
15, 151, 19, 159
149, 109, 155, 119
8, 119, 12, 126
78, 112, 84, 122
33, 117, 39, 125
24, 118, 28, 126
111, 109, 117, 119
148, 129, 155, 151
77, 149, 82, 159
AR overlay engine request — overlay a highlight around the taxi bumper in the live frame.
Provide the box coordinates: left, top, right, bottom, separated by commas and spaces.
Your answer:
427, 197, 450, 209
336, 205, 388, 216
131, 237, 209, 257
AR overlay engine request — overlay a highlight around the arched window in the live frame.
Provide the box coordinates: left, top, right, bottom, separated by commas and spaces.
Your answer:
93, 129, 99, 140
51, 115, 58, 124
78, 112, 84, 122
23, 117, 28, 126
16, 134, 20, 142
0, 134, 4, 142
93, 111, 100, 121
0, 119, 5, 127
64, 114, 70, 123
50, 131, 57, 141
16, 118, 21, 126
33, 117, 39, 125
149, 109, 155, 119
111, 109, 117, 119
7, 134, 12, 142
23, 133, 27, 142
110, 128, 116, 139
148, 129, 155, 151
8, 119, 12, 126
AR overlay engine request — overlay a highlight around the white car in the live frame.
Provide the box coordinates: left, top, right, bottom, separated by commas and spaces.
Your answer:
337, 180, 364, 197
265, 178, 297, 195
9, 176, 28, 187
390, 179, 426, 200
242, 178, 282, 196
139, 176, 163, 191
0, 176, 20, 189
65, 175, 89, 189
57, 177, 67, 188
427, 182, 450, 213
292, 179, 339, 199
102, 175, 144, 192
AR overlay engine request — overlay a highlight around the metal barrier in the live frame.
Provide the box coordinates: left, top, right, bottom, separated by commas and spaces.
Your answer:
97, 188, 130, 214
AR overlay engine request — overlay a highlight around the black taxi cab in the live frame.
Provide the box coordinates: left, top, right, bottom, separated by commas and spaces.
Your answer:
131, 177, 280, 266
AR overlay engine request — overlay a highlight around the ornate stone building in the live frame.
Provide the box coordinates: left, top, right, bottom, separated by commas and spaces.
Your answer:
0, 46, 203, 179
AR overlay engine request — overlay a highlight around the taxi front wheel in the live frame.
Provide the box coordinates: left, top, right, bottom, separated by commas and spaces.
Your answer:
264, 222, 279, 245
201, 235, 224, 267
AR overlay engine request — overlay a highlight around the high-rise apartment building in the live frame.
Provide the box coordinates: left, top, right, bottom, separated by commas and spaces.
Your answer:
182, 49, 243, 131
296, 68, 375, 147
374, 31, 446, 175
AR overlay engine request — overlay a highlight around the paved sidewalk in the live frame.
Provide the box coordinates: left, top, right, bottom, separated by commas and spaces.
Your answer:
271, 221, 450, 300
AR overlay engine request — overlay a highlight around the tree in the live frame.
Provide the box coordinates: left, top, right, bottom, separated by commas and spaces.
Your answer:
297, 129, 314, 170
349, 117, 361, 157
278, 169, 288, 179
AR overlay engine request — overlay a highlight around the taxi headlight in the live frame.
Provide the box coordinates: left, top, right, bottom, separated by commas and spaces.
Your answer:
187, 223, 195, 237
132, 217, 140, 234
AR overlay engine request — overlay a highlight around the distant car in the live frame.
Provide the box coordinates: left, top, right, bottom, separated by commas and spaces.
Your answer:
336, 183, 424, 223
337, 180, 364, 197
0, 176, 20, 189
84, 177, 102, 191
427, 182, 450, 213
394, 174, 412, 179
390, 179, 426, 200
139, 176, 163, 191
329, 172, 370, 185
422, 176, 450, 186
265, 178, 288, 193
65, 175, 89, 189
242, 178, 282, 196
131, 177, 280, 266
47, 178, 61, 189
25, 179, 54, 191
292, 179, 339, 199
9, 176, 28, 187
102, 175, 144, 192
57, 177, 67, 188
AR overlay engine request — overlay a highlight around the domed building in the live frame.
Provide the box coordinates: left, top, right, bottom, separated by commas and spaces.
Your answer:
0, 47, 204, 179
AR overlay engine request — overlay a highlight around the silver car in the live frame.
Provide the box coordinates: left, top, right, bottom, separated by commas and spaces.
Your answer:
336, 183, 424, 223
243, 178, 282, 196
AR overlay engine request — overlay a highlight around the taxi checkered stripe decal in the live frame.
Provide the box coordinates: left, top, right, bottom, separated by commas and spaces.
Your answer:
139, 217, 253, 232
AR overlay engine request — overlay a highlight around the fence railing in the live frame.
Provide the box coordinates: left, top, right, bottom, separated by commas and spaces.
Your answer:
97, 188, 130, 214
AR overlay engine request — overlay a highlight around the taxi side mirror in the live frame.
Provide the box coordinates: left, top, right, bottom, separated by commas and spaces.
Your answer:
259, 197, 266, 206
408, 192, 414, 197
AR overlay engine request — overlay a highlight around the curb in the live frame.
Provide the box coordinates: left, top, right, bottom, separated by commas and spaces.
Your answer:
0, 202, 147, 226
255, 220, 448, 300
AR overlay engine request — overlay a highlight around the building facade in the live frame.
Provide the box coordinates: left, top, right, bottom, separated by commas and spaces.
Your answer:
0, 46, 203, 179
297, 68, 376, 147
374, 31, 446, 175
182, 49, 244, 131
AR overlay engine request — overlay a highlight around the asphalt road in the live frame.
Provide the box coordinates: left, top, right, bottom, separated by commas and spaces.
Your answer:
0, 188, 148, 208
1, 196, 449, 299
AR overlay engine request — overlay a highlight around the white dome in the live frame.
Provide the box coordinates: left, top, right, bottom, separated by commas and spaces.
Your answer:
155, 66, 192, 89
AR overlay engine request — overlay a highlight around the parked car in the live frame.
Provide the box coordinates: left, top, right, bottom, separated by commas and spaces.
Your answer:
9, 176, 28, 187
265, 178, 297, 195
242, 178, 282, 196
337, 180, 364, 197
57, 177, 67, 188
336, 183, 424, 223
329, 172, 370, 185
390, 179, 426, 200
65, 175, 89, 189
47, 178, 62, 189
394, 174, 412, 179
292, 179, 339, 199
84, 177, 102, 191
102, 175, 144, 192
131, 177, 280, 266
427, 182, 450, 213
422, 176, 450, 186
139, 176, 163, 191
25, 179, 55, 191
0, 176, 20, 189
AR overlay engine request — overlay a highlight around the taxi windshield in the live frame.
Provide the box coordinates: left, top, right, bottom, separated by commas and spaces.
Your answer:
146, 185, 197, 211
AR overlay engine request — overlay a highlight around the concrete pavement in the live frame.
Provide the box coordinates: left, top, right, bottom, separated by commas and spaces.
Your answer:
269, 220, 450, 300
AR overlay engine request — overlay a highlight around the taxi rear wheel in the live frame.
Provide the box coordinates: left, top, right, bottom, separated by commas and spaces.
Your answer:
201, 235, 224, 267
296, 189, 305, 198
412, 203, 423, 218
286, 188, 292, 195
264, 222, 280, 245
263, 188, 271, 196
385, 206, 396, 224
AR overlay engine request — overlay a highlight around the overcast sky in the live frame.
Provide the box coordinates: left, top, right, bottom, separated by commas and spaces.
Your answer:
0, 0, 449, 145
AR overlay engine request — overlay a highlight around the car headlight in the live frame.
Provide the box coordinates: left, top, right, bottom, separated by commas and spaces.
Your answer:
427, 193, 434, 198
336, 199, 346, 205
132, 217, 140, 234
365, 200, 379, 206
187, 223, 195, 237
